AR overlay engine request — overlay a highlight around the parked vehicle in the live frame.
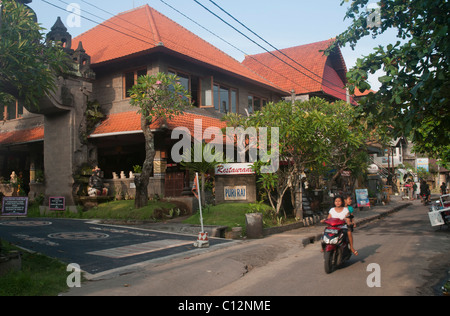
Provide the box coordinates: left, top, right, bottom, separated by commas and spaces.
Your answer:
428, 194, 450, 227
321, 218, 352, 274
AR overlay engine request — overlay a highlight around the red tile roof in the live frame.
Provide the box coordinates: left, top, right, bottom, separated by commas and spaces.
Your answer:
0, 126, 44, 145
354, 88, 377, 97
90, 111, 227, 143
72, 5, 286, 93
242, 39, 352, 102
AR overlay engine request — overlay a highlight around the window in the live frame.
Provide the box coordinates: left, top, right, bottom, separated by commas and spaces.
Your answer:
123, 68, 147, 98
1, 100, 22, 120
213, 84, 237, 114
168, 70, 196, 105
201, 76, 213, 107
247, 95, 267, 114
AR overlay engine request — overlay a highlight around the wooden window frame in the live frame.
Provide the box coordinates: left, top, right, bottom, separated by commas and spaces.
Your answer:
2, 100, 23, 121
122, 67, 148, 99
213, 82, 238, 114
200, 76, 214, 108
247, 94, 267, 114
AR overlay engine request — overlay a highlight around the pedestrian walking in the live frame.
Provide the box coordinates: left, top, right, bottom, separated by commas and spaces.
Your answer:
440, 182, 447, 195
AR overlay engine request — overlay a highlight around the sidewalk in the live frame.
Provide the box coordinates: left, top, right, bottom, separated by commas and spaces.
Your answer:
134, 196, 413, 244
247, 195, 413, 248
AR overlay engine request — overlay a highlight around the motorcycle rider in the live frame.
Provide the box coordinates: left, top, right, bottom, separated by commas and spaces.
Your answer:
321, 196, 358, 256
420, 180, 430, 204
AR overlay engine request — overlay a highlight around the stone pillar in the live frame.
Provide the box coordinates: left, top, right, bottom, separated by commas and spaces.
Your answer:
245, 213, 263, 239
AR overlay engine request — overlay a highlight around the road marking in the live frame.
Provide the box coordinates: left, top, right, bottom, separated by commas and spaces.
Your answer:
0, 221, 52, 227
48, 232, 110, 240
86, 239, 193, 258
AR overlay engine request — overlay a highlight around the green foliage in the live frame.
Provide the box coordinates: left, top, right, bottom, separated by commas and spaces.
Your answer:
223, 98, 374, 215
128, 72, 191, 208
0, 241, 68, 296
128, 72, 191, 124
133, 165, 142, 173
180, 142, 223, 206
85, 100, 104, 131
0, 0, 70, 109
328, 0, 450, 167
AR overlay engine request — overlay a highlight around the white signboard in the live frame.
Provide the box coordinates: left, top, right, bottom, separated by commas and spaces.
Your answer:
428, 211, 445, 227
368, 164, 379, 174
224, 186, 247, 200
417, 158, 429, 172
215, 163, 254, 176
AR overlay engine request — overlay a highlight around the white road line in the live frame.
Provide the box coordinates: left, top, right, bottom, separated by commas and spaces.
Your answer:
86, 239, 193, 258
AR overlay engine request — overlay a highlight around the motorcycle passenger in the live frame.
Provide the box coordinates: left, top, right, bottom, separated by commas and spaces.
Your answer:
344, 194, 356, 232
321, 196, 358, 256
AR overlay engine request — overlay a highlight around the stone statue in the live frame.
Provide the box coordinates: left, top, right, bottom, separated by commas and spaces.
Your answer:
88, 166, 108, 196
10, 171, 17, 184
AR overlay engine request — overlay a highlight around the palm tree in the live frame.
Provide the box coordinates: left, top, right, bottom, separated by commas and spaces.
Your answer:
180, 142, 223, 206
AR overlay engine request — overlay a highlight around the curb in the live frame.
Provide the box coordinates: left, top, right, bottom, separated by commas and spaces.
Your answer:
355, 203, 412, 227
300, 202, 412, 247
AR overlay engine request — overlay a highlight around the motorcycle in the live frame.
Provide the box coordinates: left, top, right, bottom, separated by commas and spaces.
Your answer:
321, 218, 352, 274
422, 193, 431, 205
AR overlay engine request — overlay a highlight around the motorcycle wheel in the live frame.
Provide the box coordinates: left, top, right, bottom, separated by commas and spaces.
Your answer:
324, 251, 335, 274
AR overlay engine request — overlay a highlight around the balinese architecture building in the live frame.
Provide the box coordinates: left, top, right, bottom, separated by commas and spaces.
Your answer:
0, 3, 358, 210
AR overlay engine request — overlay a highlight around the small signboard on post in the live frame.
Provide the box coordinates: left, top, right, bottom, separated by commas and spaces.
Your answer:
224, 186, 247, 201
355, 189, 371, 208
1, 197, 28, 216
49, 197, 65, 211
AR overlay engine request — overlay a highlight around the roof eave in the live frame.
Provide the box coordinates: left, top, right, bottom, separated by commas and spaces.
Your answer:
90, 46, 289, 96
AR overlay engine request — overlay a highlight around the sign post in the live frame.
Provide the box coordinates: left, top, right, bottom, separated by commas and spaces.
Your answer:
355, 189, 371, 208
1, 197, 28, 217
192, 173, 209, 248
49, 197, 66, 211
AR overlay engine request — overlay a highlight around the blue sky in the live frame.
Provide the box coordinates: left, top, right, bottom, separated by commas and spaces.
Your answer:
29, 0, 397, 90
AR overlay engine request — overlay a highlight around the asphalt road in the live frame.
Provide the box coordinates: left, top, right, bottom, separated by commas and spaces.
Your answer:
208, 201, 450, 296
2, 200, 447, 296
63, 199, 449, 296
0, 218, 231, 277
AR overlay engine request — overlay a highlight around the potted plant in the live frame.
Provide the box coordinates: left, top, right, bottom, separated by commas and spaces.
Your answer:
133, 165, 142, 176
368, 189, 377, 206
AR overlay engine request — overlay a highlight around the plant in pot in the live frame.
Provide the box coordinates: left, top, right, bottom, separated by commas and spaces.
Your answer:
133, 165, 142, 176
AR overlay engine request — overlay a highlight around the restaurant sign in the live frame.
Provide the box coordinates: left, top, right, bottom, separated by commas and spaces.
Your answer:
215, 163, 254, 176
224, 186, 247, 201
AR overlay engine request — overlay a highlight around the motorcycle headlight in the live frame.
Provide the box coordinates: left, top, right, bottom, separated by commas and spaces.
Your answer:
322, 235, 339, 245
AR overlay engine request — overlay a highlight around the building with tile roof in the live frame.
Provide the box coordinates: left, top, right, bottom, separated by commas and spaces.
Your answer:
242, 39, 354, 104
0, 4, 357, 208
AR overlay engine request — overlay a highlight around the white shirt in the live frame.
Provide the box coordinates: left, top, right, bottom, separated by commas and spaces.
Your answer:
329, 207, 349, 220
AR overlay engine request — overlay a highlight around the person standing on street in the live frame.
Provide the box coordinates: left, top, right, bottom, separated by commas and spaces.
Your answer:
440, 182, 447, 196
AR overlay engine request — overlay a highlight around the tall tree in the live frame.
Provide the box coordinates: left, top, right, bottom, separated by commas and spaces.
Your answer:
129, 72, 191, 208
0, 0, 69, 109
327, 0, 450, 167
224, 98, 371, 219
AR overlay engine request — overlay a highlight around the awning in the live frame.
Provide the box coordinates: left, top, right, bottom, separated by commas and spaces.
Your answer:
0, 126, 44, 146
90, 111, 228, 143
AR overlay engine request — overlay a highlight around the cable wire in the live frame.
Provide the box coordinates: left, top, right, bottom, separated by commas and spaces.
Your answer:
207, 0, 346, 91
159, 0, 311, 93
194, 0, 349, 98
